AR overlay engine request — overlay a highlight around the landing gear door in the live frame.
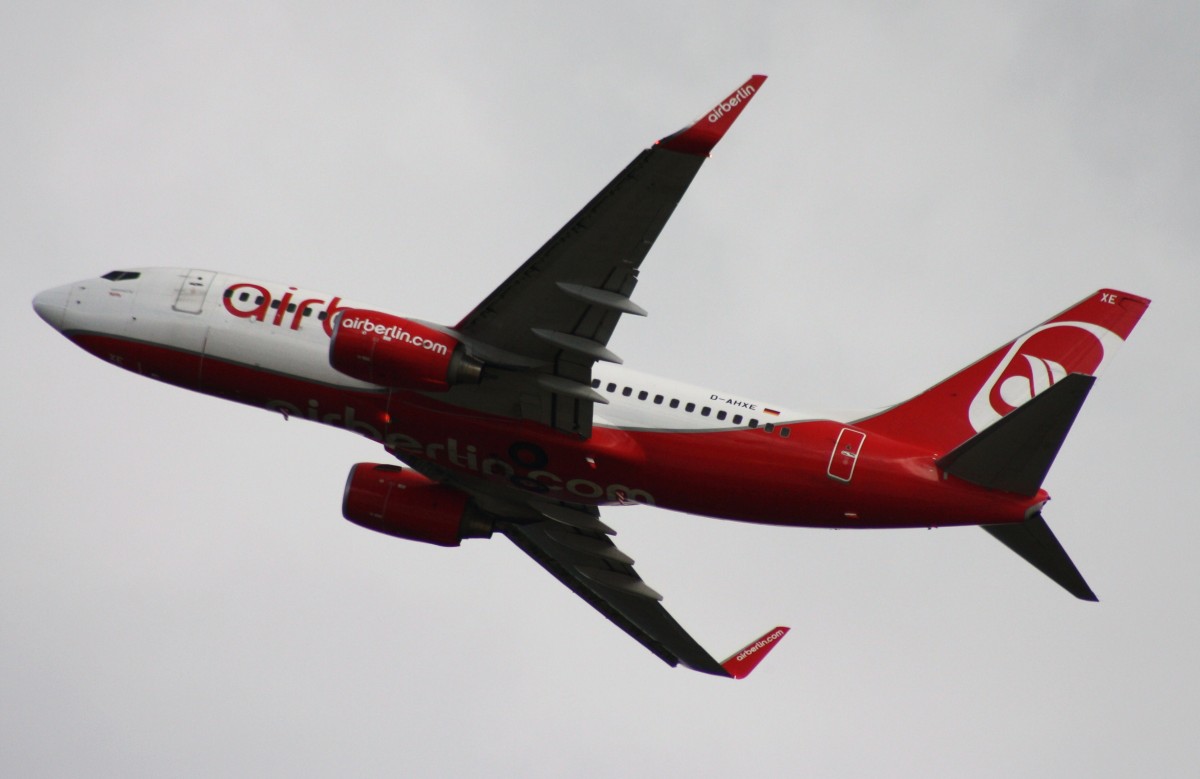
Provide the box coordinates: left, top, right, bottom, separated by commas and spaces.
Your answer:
173, 269, 215, 314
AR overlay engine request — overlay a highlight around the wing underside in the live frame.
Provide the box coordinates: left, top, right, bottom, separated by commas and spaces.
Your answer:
444, 75, 767, 438
499, 511, 732, 675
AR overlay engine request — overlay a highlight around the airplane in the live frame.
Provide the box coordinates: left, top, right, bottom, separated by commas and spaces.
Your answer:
32, 75, 1149, 678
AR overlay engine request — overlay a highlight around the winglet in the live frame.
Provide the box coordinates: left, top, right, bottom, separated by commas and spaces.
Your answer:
720, 626, 790, 679
657, 75, 767, 156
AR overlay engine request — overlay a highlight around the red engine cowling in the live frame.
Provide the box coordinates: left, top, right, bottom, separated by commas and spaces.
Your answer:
329, 309, 482, 391
342, 463, 493, 547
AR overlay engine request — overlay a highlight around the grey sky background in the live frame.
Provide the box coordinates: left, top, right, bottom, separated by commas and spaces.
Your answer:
4, 2, 1198, 776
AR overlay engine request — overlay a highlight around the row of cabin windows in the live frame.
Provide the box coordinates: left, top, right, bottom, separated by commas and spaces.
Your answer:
590, 378, 790, 437
217, 287, 792, 436
223, 289, 328, 319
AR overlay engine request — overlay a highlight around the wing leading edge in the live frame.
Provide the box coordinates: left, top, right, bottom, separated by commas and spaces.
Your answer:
446, 75, 768, 438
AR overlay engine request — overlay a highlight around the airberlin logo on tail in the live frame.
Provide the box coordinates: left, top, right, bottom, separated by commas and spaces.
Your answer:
967, 320, 1123, 432
339, 316, 449, 355
708, 83, 757, 123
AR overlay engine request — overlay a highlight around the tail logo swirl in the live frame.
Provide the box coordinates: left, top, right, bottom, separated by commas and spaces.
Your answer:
967, 321, 1122, 433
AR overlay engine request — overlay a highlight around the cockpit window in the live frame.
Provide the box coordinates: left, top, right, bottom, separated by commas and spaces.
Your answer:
102, 270, 141, 281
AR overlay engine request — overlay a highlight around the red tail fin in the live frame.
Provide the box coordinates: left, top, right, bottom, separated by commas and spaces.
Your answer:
857, 290, 1149, 454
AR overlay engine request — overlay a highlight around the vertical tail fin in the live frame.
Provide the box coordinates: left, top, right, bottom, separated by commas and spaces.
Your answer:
857, 290, 1149, 455
857, 290, 1149, 602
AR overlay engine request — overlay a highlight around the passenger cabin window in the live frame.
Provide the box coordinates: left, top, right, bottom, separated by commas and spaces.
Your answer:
591, 379, 601, 388
700, 407, 711, 417
638, 390, 648, 401
669, 399, 680, 409
606, 383, 617, 393
717, 410, 727, 421
780, 427, 791, 438
622, 387, 632, 397
685, 402, 696, 412
653, 395, 664, 405
733, 414, 743, 424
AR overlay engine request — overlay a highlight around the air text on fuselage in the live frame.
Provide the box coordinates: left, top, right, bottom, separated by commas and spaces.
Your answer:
222, 282, 345, 336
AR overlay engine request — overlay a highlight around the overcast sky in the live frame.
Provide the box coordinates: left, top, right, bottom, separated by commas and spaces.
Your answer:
4, 2, 1198, 776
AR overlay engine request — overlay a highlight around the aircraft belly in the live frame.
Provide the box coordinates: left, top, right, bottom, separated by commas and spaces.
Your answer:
628, 425, 1034, 529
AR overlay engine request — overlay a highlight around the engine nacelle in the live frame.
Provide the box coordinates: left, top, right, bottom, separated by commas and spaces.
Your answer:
329, 309, 482, 391
342, 463, 493, 547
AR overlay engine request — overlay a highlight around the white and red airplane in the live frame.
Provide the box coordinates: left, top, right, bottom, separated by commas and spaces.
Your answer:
32, 75, 1149, 678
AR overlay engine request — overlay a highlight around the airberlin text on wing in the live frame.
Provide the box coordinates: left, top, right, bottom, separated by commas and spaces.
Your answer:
734, 627, 787, 662
707, 83, 756, 124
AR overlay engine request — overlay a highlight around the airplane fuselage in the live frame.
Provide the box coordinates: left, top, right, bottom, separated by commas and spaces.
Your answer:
30, 76, 1149, 676
35, 267, 1042, 530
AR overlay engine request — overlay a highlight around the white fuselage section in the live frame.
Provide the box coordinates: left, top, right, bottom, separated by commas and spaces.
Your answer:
34, 267, 863, 435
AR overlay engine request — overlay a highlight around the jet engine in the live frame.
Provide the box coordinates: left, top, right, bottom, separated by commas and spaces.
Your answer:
329, 309, 483, 391
342, 463, 493, 547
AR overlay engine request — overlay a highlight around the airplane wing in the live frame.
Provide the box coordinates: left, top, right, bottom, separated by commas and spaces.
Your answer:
498, 503, 787, 677
498, 506, 733, 675
394, 459, 786, 677
446, 75, 767, 437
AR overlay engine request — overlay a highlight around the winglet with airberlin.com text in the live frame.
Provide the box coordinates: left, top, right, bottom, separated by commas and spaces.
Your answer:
657, 74, 767, 157
721, 626, 790, 679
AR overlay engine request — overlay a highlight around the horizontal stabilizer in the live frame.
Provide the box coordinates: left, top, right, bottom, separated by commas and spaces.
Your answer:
937, 373, 1095, 497
983, 514, 1097, 601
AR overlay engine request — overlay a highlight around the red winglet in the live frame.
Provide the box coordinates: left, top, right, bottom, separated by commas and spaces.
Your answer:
657, 74, 767, 156
720, 626, 790, 679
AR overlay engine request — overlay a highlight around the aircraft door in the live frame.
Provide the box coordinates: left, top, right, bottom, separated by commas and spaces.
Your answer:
827, 428, 866, 482
173, 269, 215, 314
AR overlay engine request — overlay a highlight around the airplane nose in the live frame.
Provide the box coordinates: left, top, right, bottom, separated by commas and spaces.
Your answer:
32, 285, 70, 331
